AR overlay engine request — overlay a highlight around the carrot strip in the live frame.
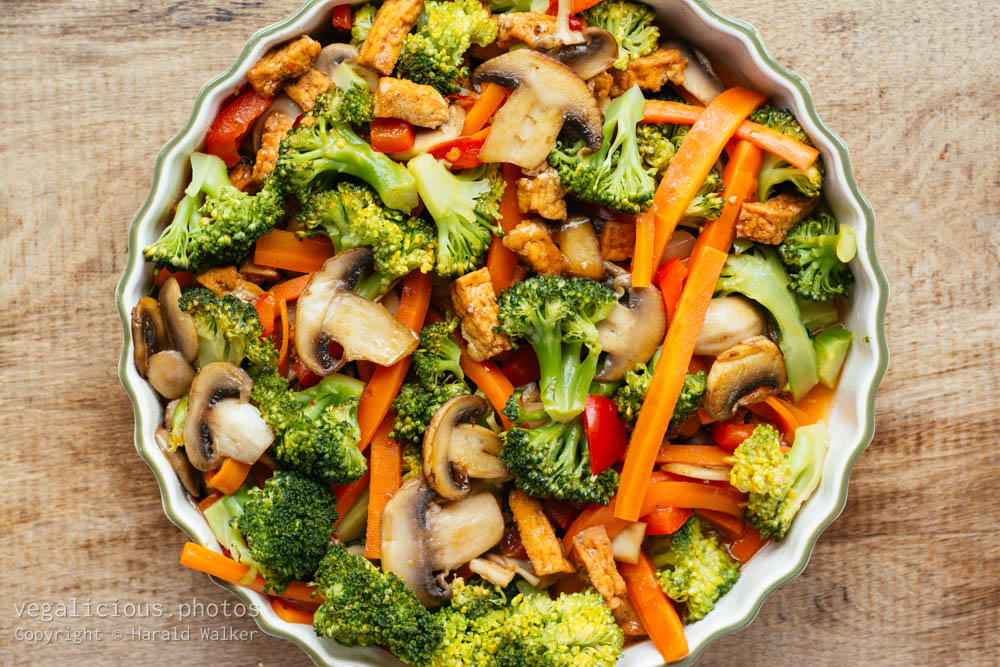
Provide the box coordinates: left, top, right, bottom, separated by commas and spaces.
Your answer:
459, 353, 514, 429
620, 552, 689, 663
267, 273, 313, 303
356, 271, 432, 450
462, 83, 509, 135
271, 597, 316, 625
643, 507, 693, 535
254, 230, 334, 273
695, 509, 745, 541
276, 298, 290, 375
254, 293, 276, 335
655, 445, 732, 467
646, 88, 765, 273
179, 542, 320, 603
796, 383, 837, 425
640, 481, 746, 517
616, 247, 729, 521
631, 208, 656, 288
730, 524, 769, 563
642, 100, 819, 172
562, 503, 630, 554
332, 465, 370, 522
365, 416, 402, 559
689, 140, 764, 262
205, 458, 252, 495
486, 163, 523, 294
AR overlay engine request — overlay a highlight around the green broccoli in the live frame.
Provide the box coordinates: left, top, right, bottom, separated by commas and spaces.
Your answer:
650, 515, 740, 622
636, 123, 724, 223
636, 122, 678, 176
778, 213, 856, 301
350, 3, 378, 48
202, 485, 258, 572
298, 179, 436, 298
484, 0, 548, 12
144, 152, 284, 272
813, 325, 852, 388
313, 545, 444, 666
580, 0, 659, 70
497, 275, 616, 422
397, 0, 498, 94
250, 371, 368, 484
407, 154, 506, 277
500, 416, 619, 504
549, 85, 656, 214
715, 246, 818, 399
230, 471, 338, 593
615, 359, 705, 431
176, 287, 277, 371
748, 105, 824, 201
797, 295, 839, 332
729, 422, 828, 540
502, 391, 549, 426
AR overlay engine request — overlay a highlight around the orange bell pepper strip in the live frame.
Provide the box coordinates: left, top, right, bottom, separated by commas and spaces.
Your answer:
642, 100, 819, 172
205, 458, 252, 495
615, 247, 730, 521
730, 524, 769, 563
179, 542, 320, 603
254, 230, 334, 273
462, 83, 510, 135
644, 88, 765, 276
620, 551, 689, 662
486, 163, 523, 294
695, 509, 745, 541
356, 270, 432, 450
689, 140, 764, 262
365, 416, 402, 559
640, 481, 746, 518
655, 445, 732, 467
254, 293, 276, 336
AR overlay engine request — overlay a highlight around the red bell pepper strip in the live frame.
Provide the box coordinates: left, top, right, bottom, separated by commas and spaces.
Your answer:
205, 90, 272, 168
331, 4, 352, 29
582, 394, 628, 475
642, 507, 693, 535
654, 257, 688, 324
543, 499, 580, 532
428, 127, 490, 169
500, 346, 540, 386
292, 357, 321, 389
155, 268, 195, 288
370, 118, 415, 153
710, 421, 757, 450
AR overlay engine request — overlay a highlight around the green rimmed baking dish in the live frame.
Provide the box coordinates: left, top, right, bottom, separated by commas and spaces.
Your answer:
115, 1, 889, 663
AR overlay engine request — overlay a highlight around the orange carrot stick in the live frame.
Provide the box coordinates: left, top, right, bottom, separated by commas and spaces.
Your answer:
365, 416, 402, 559
689, 141, 763, 262
620, 552, 689, 663
487, 163, 523, 294
179, 542, 320, 603
655, 445, 732, 467
267, 273, 313, 303
205, 458, 252, 495
271, 597, 317, 625
631, 208, 657, 288
459, 353, 514, 429
254, 230, 334, 273
642, 100, 819, 172
356, 271, 432, 450
332, 465, 370, 523
276, 298, 290, 375
695, 509, 745, 541
730, 524, 769, 563
615, 247, 729, 521
462, 83, 509, 135
640, 481, 746, 517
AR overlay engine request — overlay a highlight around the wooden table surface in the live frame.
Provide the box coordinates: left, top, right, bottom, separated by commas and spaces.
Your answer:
2, 0, 998, 664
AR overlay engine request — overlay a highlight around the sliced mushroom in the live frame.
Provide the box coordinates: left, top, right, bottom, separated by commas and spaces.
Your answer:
131, 296, 172, 377
662, 463, 732, 482
146, 350, 195, 399
469, 557, 516, 587
295, 249, 419, 375
426, 492, 505, 572
473, 50, 603, 169
556, 216, 605, 281
314, 43, 360, 77
380, 476, 453, 607
251, 94, 303, 152
424, 395, 508, 501
703, 335, 787, 421
595, 286, 667, 381
694, 296, 767, 356
159, 276, 199, 364
390, 104, 466, 162
547, 27, 619, 80
155, 426, 201, 497
183, 362, 274, 471
661, 40, 725, 105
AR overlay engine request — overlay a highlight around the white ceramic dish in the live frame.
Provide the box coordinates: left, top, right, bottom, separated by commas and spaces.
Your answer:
116, 1, 889, 664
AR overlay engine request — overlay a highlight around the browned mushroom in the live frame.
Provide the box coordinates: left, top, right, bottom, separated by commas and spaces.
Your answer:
595, 286, 667, 381
131, 296, 171, 377
423, 395, 508, 501
473, 50, 603, 169
426, 492, 505, 571
703, 335, 787, 421
547, 27, 619, 80
155, 426, 201, 497
661, 40, 725, 105
146, 350, 195, 399
159, 276, 199, 364
555, 216, 606, 281
295, 249, 419, 375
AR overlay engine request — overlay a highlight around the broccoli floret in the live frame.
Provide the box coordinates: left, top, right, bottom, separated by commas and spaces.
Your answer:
497, 275, 616, 422
500, 417, 619, 504
144, 152, 284, 272
231, 471, 339, 594
636, 122, 678, 176
778, 213, 856, 301
581, 0, 659, 70
407, 154, 506, 277
313, 62, 375, 125
202, 485, 258, 572
650, 515, 740, 622
715, 246, 819, 399
313, 545, 444, 666
502, 391, 550, 425
748, 106, 824, 200
177, 287, 277, 371
549, 85, 656, 214
397, 0, 497, 94
298, 179, 436, 298
273, 106, 417, 212
636, 123, 724, 223
350, 3, 378, 48
251, 371, 368, 484
729, 423, 829, 540
681, 169, 725, 224
484, 0, 548, 12
615, 363, 705, 431
412, 319, 465, 384
168, 394, 188, 451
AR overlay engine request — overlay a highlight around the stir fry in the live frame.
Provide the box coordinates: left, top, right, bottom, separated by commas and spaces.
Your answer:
131, 0, 857, 663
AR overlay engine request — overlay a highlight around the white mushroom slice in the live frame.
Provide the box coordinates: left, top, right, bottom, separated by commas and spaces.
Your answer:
204, 399, 274, 464
426, 492, 505, 572
155, 426, 201, 497
424, 395, 509, 501
146, 350, 195, 399
703, 335, 787, 421
662, 463, 732, 482
313, 43, 360, 77
610, 521, 646, 564
595, 286, 667, 381
159, 276, 199, 363
556, 216, 605, 281
694, 296, 767, 356
661, 40, 725, 105
131, 297, 172, 377
547, 27, 619, 80
469, 557, 516, 587
322, 290, 419, 366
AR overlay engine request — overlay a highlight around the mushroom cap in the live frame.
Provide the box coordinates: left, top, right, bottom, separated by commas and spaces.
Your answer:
694, 296, 767, 356
155, 426, 201, 497
556, 216, 606, 281
703, 335, 787, 421
131, 296, 171, 377
595, 285, 667, 382
159, 276, 199, 364
314, 43, 360, 76
183, 362, 252, 471
423, 395, 508, 501
146, 350, 195, 399
426, 492, 505, 572
547, 27, 620, 80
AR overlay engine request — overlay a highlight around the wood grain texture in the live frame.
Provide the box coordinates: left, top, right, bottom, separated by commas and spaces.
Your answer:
1, 0, 998, 665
